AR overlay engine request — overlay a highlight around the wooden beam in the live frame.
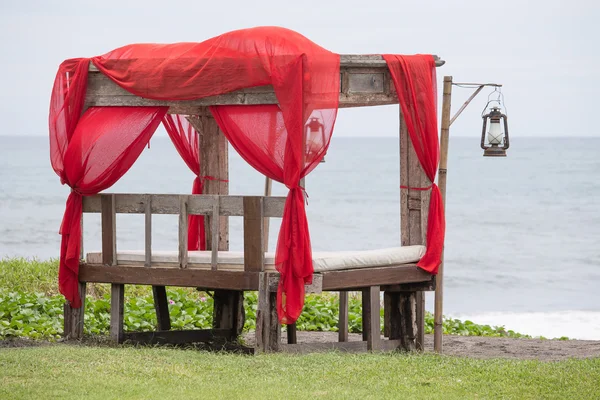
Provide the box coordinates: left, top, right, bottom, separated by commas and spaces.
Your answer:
321, 265, 431, 291
85, 55, 445, 112
79, 264, 259, 290
122, 328, 232, 345
63, 282, 86, 340
83, 194, 285, 218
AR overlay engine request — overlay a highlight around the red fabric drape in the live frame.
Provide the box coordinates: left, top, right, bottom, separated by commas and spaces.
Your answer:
89, 27, 340, 323
162, 114, 206, 251
383, 54, 445, 274
54, 106, 167, 307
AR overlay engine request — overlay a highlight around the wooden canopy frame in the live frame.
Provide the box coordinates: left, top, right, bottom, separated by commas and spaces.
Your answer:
64, 54, 448, 354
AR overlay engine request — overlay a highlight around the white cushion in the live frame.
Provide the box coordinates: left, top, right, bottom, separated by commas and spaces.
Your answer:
86, 245, 425, 272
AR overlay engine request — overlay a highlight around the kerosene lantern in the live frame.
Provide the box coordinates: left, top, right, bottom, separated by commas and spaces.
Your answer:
305, 117, 326, 162
481, 102, 509, 157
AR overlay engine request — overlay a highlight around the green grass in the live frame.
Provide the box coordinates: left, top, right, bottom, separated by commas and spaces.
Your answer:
1, 346, 599, 399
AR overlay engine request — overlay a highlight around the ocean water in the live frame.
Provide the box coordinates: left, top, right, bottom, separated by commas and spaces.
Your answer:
1, 135, 599, 339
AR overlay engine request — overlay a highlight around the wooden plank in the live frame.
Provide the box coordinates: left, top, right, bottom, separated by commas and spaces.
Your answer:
338, 291, 349, 342
211, 197, 219, 270
267, 273, 322, 294
212, 290, 245, 339
86, 55, 444, 111
255, 272, 269, 352
110, 283, 124, 343
152, 286, 171, 331
321, 265, 431, 291
263, 177, 272, 252
280, 339, 403, 354
382, 278, 436, 292
178, 196, 188, 268
122, 328, 231, 345
63, 282, 86, 340
415, 290, 425, 351
269, 292, 281, 351
362, 288, 370, 342
83, 194, 286, 218
144, 196, 152, 267
367, 286, 381, 351
101, 194, 116, 266
79, 264, 259, 290
347, 73, 384, 93
243, 197, 264, 272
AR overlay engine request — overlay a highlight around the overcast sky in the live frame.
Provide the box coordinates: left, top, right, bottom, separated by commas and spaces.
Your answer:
0, 0, 597, 138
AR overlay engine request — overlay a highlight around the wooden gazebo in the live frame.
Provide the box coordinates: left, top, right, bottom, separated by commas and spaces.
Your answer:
52, 27, 447, 353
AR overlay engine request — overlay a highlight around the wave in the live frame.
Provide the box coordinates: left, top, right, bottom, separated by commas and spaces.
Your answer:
450, 310, 600, 340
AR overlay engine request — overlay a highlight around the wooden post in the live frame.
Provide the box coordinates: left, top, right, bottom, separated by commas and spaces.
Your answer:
338, 291, 349, 342
434, 76, 453, 353
263, 176, 272, 252
63, 282, 86, 340
191, 110, 246, 339
395, 106, 429, 351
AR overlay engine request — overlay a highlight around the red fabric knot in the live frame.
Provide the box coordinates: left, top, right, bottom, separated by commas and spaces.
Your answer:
298, 185, 309, 205
400, 184, 433, 191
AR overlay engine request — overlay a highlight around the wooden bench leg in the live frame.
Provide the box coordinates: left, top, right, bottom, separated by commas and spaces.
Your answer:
415, 291, 425, 351
152, 286, 171, 331
269, 292, 281, 351
287, 323, 297, 344
338, 291, 348, 342
213, 290, 245, 340
389, 291, 417, 351
110, 283, 125, 343
256, 273, 269, 352
64, 282, 86, 340
362, 286, 381, 351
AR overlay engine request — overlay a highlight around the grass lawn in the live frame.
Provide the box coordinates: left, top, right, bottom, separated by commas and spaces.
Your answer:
1, 345, 599, 399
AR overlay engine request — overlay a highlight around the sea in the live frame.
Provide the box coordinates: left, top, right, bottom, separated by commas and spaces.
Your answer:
1, 134, 599, 340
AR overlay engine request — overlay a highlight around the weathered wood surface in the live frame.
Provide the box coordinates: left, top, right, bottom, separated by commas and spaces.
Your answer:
152, 286, 171, 331
243, 197, 264, 272
321, 265, 430, 290
338, 291, 349, 342
85, 55, 444, 111
83, 194, 285, 218
101, 194, 116, 266
122, 328, 231, 345
388, 291, 417, 351
267, 273, 323, 294
212, 290, 245, 339
434, 76, 454, 353
80, 264, 259, 290
63, 282, 86, 340
287, 323, 297, 345
178, 196, 188, 268
110, 283, 125, 343
255, 272, 269, 352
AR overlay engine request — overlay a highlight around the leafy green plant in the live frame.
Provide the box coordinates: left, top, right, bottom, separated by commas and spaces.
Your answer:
1, 289, 538, 341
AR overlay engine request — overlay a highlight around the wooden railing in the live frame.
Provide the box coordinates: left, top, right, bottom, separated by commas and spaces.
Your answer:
82, 194, 286, 271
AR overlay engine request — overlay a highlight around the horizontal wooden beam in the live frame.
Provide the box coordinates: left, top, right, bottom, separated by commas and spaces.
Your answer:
82, 194, 285, 218
321, 265, 432, 291
122, 329, 231, 345
85, 54, 444, 111
79, 264, 259, 290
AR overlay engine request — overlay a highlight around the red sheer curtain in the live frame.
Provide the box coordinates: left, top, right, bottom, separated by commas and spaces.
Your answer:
88, 27, 340, 323
162, 114, 206, 251
383, 54, 445, 274
54, 106, 167, 306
